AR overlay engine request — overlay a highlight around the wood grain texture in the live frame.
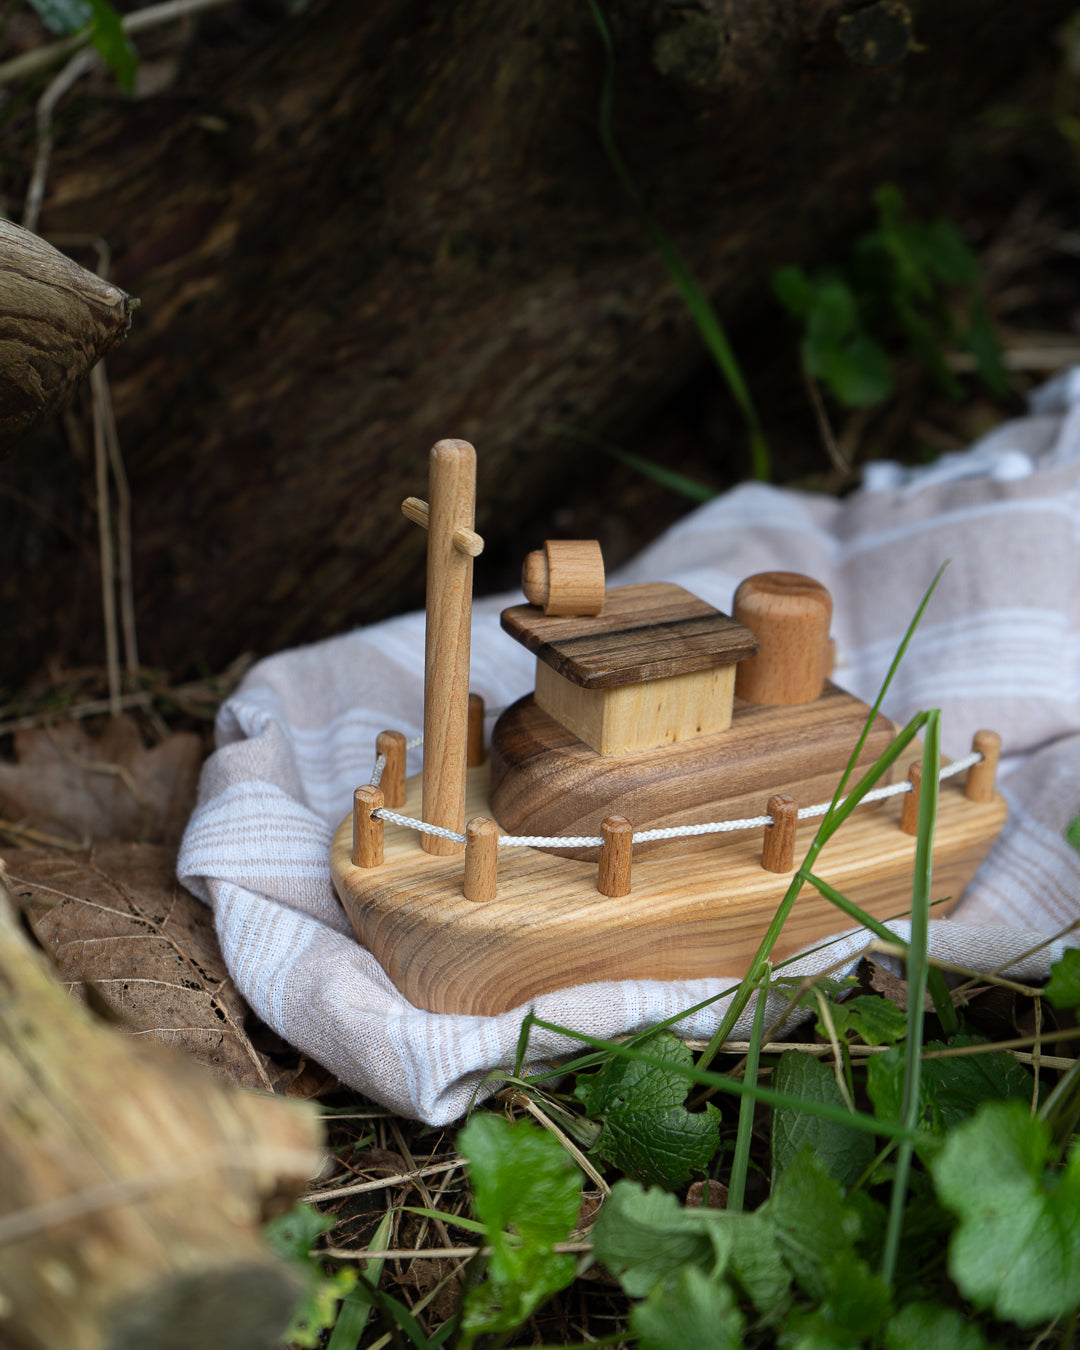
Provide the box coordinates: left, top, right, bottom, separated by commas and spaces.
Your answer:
330, 766, 1008, 1016
500, 583, 758, 688
489, 684, 898, 858
598, 816, 633, 896
464, 816, 499, 901
421, 440, 476, 856
733, 572, 833, 706
0, 871, 321, 1350
467, 693, 486, 768
376, 730, 407, 808
521, 540, 605, 615
900, 761, 922, 835
0, 220, 134, 452
352, 785, 384, 867
762, 794, 797, 873
534, 659, 736, 755
966, 729, 1002, 802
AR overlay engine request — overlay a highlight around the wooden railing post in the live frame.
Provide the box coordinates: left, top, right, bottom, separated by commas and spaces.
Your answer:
463, 817, 499, 902
598, 816, 633, 897
899, 761, 922, 836
965, 729, 1002, 802
762, 794, 797, 872
375, 730, 407, 808
352, 786, 385, 867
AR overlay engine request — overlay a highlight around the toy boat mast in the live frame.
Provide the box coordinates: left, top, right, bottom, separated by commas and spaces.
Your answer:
401, 439, 484, 856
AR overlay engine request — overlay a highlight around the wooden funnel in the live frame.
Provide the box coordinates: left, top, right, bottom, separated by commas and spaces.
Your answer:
733, 572, 832, 706
420, 440, 482, 855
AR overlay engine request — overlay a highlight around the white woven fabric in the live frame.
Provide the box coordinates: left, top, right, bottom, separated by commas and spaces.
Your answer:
178, 382, 1080, 1124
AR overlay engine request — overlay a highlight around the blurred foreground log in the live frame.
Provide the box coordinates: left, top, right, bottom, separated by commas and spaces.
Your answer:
0, 864, 322, 1350
0, 0, 1073, 681
0, 219, 133, 453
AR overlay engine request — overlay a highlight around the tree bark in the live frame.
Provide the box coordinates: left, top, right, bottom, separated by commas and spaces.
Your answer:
0, 0, 1071, 683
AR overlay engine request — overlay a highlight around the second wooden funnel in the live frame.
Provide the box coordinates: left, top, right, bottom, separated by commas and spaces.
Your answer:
420, 439, 483, 855
733, 572, 832, 705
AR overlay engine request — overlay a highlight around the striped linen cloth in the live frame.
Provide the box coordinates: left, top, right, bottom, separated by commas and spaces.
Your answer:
178, 376, 1080, 1123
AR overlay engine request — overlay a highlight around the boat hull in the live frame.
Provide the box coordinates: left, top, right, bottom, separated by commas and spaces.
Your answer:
489, 683, 899, 859
331, 767, 1007, 1016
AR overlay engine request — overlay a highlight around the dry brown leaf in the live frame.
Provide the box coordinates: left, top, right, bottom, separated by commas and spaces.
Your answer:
6, 842, 281, 1092
856, 956, 935, 1012
0, 714, 201, 845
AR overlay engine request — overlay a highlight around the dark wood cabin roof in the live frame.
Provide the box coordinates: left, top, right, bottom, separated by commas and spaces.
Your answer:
500, 582, 759, 690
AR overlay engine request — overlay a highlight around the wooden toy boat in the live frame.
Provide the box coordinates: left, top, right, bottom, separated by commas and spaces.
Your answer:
331, 440, 1007, 1015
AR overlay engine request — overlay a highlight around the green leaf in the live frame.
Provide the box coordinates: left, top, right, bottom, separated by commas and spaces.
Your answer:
772, 265, 815, 317
761, 1150, 861, 1300
1046, 948, 1080, 1010
815, 330, 893, 407
867, 1039, 1035, 1145
456, 1113, 581, 1345
918, 219, 979, 288
591, 1181, 722, 1298
783, 1252, 890, 1348
25, 0, 91, 33
630, 1265, 745, 1350
592, 1180, 788, 1312
771, 1051, 875, 1190
1067, 812, 1080, 853
579, 1031, 721, 1189
825, 994, 908, 1047
804, 277, 860, 353
884, 1301, 988, 1350
931, 1101, 1080, 1325
263, 1202, 336, 1261
263, 1203, 356, 1349
86, 0, 137, 91
725, 1213, 791, 1313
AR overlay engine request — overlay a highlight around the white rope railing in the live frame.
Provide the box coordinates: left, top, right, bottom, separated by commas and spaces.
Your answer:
364, 745, 984, 850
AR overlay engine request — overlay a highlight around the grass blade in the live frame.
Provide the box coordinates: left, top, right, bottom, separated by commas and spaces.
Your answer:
695, 564, 949, 1070
545, 422, 716, 502
727, 963, 770, 1212
881, 709, 940, 1285
585, 0, 769, 480
327, 1210, 394, 1350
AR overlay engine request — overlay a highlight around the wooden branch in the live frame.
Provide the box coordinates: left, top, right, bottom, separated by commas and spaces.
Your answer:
0, 863, 322, 1350
0, 220, 135, 452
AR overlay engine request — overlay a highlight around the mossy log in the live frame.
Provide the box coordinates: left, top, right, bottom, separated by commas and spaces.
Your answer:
0, 0, 1072, 682
0, 866, 322, 1350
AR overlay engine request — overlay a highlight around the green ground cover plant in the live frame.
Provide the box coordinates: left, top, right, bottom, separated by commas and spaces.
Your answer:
773, 185, 1010, 411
